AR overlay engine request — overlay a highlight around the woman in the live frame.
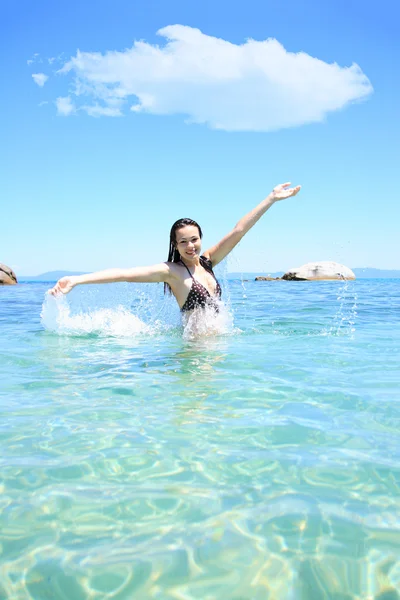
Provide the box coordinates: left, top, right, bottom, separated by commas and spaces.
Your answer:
49, 182, 301, 311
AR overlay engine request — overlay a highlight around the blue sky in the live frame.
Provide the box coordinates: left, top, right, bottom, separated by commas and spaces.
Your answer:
2, 0, 399, 275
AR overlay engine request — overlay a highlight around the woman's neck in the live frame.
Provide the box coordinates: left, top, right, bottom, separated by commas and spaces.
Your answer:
179, 255, 201, 268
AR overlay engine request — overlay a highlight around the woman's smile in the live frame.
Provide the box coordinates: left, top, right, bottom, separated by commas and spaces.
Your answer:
174, 225, 202, 261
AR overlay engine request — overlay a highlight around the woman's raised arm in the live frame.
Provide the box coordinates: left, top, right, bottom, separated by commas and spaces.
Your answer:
204, 182, 301, 266
49, 263, 172, 296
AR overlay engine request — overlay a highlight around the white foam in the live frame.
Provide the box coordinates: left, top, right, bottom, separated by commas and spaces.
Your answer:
182, 301, 235, 340
41, 294, 150, 337
41, 293, 237, 339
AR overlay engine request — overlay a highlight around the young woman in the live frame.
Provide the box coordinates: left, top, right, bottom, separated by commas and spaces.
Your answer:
49, 182, 301, 311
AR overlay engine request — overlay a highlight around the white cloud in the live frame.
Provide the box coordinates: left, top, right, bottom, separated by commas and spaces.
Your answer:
32, 73, 49, 87
55, 25, 373, 131
82, 104, 122, 117
27, 53, 40, 66
55, 96, 75, 116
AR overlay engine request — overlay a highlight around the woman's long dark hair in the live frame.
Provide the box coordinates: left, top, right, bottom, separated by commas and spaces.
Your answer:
164, 218, 203, 294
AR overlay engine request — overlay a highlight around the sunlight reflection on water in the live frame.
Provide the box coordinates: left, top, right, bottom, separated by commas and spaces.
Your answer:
1, 279, 400, 598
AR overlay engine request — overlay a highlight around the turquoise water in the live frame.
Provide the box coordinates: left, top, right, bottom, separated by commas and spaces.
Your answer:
1, 278, 400, 599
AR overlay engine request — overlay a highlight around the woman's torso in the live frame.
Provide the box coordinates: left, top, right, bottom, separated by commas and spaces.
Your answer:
168, 256, 222, 311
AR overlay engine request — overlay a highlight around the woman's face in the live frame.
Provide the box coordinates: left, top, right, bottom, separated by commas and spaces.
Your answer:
175, 225, 202, 261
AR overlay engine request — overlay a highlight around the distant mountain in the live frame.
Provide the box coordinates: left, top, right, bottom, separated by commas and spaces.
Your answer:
227, 272, 284, 280
351, 268, 400, 278
228, 268, 400, 280
18, 267, 400, 283
19, 271, 85, 282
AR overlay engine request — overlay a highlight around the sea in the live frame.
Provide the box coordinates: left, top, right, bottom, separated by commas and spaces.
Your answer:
1, 275, 399, 599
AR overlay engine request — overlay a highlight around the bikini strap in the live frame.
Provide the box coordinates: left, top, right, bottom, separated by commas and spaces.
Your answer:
179, 261, 194, 279
200, 256, 217, 282
180, 257, 215, 281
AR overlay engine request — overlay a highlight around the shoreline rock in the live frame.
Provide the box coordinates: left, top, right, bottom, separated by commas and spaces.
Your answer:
255, 276, 281, 281
282, 261, 355, 281
255, 262, 356, 282
0, 263, 18, 285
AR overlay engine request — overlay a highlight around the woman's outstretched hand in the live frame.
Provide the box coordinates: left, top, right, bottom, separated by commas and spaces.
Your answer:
49, 276, 77, 296
270, 182, 301, 202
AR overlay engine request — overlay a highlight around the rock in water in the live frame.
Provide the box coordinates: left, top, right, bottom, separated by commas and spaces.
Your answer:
255, 276, 281, 281
0, 263, 18, 285
282, 261, 355, 281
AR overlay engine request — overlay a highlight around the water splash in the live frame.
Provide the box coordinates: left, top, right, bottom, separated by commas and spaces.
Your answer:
182, 301, 235, 340
41, 282, 236, 339
328, 280, 358, 337
41, 294, 152, 336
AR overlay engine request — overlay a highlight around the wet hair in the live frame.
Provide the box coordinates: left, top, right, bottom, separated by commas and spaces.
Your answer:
164, 218, 203, 294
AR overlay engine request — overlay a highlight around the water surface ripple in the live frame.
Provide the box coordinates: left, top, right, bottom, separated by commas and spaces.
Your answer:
1, 279, 400, 599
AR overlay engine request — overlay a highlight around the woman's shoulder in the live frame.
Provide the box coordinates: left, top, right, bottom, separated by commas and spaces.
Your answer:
200, 254, 213, 269
165, 261, 186, 280
166, 261, 181, 270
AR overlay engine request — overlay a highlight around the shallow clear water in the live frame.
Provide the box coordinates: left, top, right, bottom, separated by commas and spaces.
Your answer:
1, 279, 400, 599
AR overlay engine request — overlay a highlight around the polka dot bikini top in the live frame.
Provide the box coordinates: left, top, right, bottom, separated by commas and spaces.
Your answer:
180, 256, 222, 312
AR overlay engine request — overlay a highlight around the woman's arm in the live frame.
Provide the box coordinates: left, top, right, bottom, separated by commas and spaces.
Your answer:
204, 182, 301, 266
49, 263, 172, 296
